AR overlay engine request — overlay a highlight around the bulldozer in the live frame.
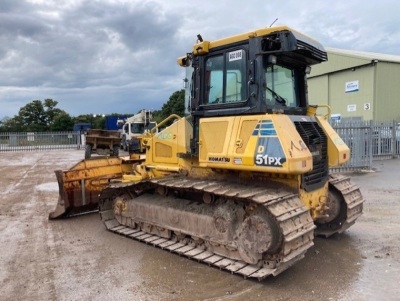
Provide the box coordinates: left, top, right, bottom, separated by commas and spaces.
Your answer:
49, 25, 364, 280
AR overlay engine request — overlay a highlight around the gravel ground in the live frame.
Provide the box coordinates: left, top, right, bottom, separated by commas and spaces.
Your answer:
0, 150, 399, 301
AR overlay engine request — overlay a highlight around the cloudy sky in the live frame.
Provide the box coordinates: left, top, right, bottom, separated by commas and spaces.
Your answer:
1, 0, 399, 119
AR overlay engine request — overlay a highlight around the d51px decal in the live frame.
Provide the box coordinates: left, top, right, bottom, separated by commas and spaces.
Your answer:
254, 137, 286, 167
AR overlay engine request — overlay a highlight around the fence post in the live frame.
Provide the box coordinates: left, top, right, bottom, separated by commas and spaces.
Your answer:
369, 120, 373, 169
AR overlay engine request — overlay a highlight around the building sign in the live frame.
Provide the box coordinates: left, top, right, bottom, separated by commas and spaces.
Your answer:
364, 103, 371, 110
345, 80, 359, 93
347, 104, 357, 112
331, 113, 342, 122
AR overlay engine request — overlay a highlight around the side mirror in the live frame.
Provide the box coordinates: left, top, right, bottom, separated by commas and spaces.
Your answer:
177, 53, 192, 67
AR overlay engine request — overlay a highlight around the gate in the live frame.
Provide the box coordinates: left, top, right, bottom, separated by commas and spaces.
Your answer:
332, 120, 400, 172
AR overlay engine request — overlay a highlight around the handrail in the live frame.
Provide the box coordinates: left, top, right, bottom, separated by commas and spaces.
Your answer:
307, 105, 332, 119
151, 114, 182, 134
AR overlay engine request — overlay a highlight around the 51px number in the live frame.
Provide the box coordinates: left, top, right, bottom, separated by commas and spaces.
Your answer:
255, 154, 283, 166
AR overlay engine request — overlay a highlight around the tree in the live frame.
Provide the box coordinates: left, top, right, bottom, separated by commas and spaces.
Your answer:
50, 112, 74, 131
151, 110, 162, 123
44, 98, 65, 127
92, 115, 106, 129
1, 99, 72, 132
155, 89, 185, 123
0, 92, 186, 132
0, 116, 24, 132
73, 114, 106, 129
18, 100, 48, 131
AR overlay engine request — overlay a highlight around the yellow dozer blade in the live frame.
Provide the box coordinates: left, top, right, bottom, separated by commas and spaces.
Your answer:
49, 157, 125, 219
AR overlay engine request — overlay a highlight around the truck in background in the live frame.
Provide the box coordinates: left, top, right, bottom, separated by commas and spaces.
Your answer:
84, 129, 120, 159
73, 122, 91, 132
120, 109, 157, 153
75, 117, 125, 159
105, 115, 130, 131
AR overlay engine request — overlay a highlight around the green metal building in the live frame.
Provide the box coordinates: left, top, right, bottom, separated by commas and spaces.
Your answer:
307, 48, 400, 122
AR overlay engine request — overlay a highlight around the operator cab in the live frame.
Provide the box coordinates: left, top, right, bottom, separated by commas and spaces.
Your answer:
180, 26, 327, 117
178, 26, 327, 155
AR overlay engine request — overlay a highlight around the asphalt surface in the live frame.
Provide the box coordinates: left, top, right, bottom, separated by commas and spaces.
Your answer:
0, 150, 399, 300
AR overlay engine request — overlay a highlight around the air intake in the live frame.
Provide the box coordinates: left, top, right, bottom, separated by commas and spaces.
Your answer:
294, 121, 329, 191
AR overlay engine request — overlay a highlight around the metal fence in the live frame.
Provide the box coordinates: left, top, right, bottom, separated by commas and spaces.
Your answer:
332, 120, 400, 171
0, 131, 85, 152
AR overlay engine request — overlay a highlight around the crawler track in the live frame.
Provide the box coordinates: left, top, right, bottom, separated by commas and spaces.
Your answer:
316, 174, 365, 237
98, 176, 316, 280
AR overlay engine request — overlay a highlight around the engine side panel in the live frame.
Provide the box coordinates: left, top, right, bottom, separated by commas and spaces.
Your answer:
198, 114, 313, 174
146, 117, 193, 165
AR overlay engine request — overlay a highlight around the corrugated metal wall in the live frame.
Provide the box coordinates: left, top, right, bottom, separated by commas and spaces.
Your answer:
308, 75, 328, 106
308, 52, 375, 121
308, 50, 400, 122
328, 66, 374, 120
375, 62, 400, 121
310, 52, 370, 77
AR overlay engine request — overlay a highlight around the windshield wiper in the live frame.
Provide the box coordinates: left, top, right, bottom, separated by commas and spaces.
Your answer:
266, 86, 287, 105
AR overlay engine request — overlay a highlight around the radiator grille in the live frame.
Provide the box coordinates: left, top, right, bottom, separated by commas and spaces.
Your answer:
294, 121, 329, 191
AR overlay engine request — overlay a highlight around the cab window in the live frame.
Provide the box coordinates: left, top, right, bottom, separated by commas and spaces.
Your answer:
130, 123, 144, 134
265, 65, 299, 108
204, 49, 246, 105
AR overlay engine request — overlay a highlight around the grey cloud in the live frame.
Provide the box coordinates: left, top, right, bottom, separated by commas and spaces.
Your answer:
1, 0, 400, 119
0, 0, 183, 92
0, 0, 33, 13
